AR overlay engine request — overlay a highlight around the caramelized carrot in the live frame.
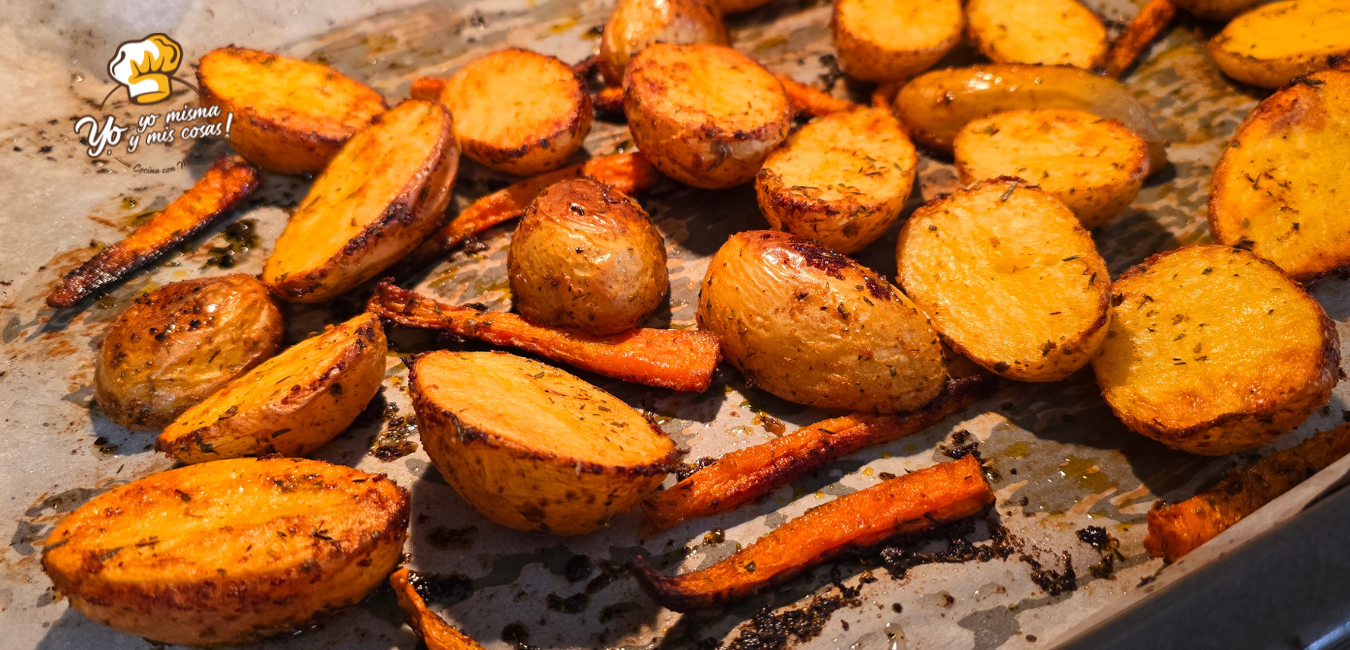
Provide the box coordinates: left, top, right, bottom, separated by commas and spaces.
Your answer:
632, 454, 993, 611
776, 74, 856, 117
390, 568, 486, 650
47, 155, 259, 308
641, 374, 996, 531
872, 82, 899, 110
367, 281, 721, 392
1104, 0, 1177, 78
594, 85, 626, 114
410, 77, 448, 102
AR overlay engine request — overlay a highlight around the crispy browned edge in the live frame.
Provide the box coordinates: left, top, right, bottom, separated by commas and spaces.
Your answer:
640, 372, 998, 531
775, 74, 856, 118
1103, 245, 1341, 445
411, 77, 448, 102
1145, 423, 1350, 562
46, 156, 259, 308
390, 567, 487, 650
1104, 0, 1178, 78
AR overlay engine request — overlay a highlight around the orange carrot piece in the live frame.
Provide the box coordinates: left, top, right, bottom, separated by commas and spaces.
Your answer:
410, 77, 448, 102
872, 82, 899, 110
595, 84, 626, 114
1104, 0, 1177, 78
390, 568, 486, 650
776, 74, 856, 117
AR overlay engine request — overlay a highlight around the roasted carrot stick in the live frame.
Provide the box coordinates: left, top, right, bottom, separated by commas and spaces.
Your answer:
390, 568, 486, 650
1145, 423, 1350, 562
594, 85, 626, 114
872, 82, 899, 110
367, 281, 721, 392
640, 373, 997, 531
410, 77, 447, 102
47, 155, 259, 308
632, 454, 993, 612
1104, 0, 1177, 78
776, 74, 856, 118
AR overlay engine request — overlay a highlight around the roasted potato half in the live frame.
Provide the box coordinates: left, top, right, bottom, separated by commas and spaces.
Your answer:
42, 457, 409, 647
966, 0, 1108, 69
95, 274, 283, 430
755, 107, 917, 253
897, 179, 1110, 382
699, 230, 947, 412
508, 179, 669, 336
410, 351, 677, 535
441, 48, 593, 175
1173, 0, 1259, 21
157, 312, 387, 463
1210, 1, 1350, 89
953, 109, 1149, 228
1209, 69, 1350, 281
1092, 245, 1339, 455
197, 47, 387, 174
831, 0, 964, 83
895, 64, 1167, 176
600, 0, 728, 86
625, 43, 792, 188
263, 100, 458, 302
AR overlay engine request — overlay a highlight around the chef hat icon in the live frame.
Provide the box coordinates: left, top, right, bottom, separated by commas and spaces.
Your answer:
108, 34, 183, 104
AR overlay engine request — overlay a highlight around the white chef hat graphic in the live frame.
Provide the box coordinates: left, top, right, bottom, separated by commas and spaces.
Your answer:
107, 34, 183, 105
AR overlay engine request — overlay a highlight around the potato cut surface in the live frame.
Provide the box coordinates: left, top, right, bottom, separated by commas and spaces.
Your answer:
954, 109, 1148, 228
1209, 67, 1350, 281
756, 107, 916, 253
966, 0, 1107, 68
897, 179, 1109, 382
1092, 245, 1339, 455
1211, 0, 1350, 88
831, 0, 964, 82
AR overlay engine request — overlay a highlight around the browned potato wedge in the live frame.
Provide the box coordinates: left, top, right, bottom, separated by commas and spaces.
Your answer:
966, 0, 1108, 69
41, 457, 409, 647
1092, 245, 1339, 455
157, 312, 387, 463
953, 109, 1149, 228
1210, 1, 1350, 89
441, 48, 593, 175
197, 47, 387, 174
1173, 0, 1259, 21
95, 275, 283, 430
263, 100, 458, 303
896, 179, 1110, 382
625, 43, 792, 188
508, 179, 669, 336
895, 64, 1167, 176
599, 0, 728, 86
1209, 66, 1350, 281
699, 230, 947, 412
755, 107, 917, 253
410, 351, 677, 535
831, 0, 964, 83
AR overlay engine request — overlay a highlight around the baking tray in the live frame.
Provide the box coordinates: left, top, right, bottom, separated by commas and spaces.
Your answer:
3, 0, 1350, 648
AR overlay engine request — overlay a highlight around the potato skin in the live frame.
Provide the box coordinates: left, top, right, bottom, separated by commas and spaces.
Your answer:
1091, 246, 1339, 455
600, 0, 728, 86
157, 312, 387, 463
698, 230, 947, 412
95, 275, 283, 430
197, 47, 387, 175
755, 107, 917, 253
41, 457, 409, 647
624, 43, 792, 188
508, 179, 669, 335
831, 0, 964, 83
1210, 1, 1350, 89
965, 0, 1107, 69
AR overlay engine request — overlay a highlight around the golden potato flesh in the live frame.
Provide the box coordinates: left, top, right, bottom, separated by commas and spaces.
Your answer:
755, 107, 917, 253
157, 312, 387, 463
831, 0, 964, 83
599, 0, 728, 86
42, 457, 410, 647
966, 0, 1107, 69
1210, 1, 1350, 89
698, 230, 947, 412
197, 47, 387, 174
95, 274, 283, 430
624, 43, 792, 188
1092, 245, 1339, 455
508, 178, 669, 336
1209, 67, 1350, 281
441, 48, 593, 175
410, 351, 677, 535
896, 179, 1110, 382
953, 109, 1149, 228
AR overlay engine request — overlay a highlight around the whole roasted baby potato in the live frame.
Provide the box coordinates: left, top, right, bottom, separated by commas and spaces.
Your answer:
411, 350, 678, 535
41, 457, 409, 647
965, 0, 1107, 69
600, 0, 728, 86
699, 230, 947, 412
625, 43, 792, 188
831, 0, 964, 83
95, 274, 283, 430
508, 179, 669, 336
1210, 0, 1350, 89
1092, 245, 1339, 455
197, 47, 387, 174
157, 312, 387, 463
